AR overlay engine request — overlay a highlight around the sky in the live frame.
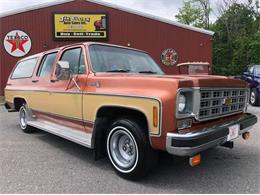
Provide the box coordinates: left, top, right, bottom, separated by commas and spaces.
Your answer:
0, 0, 248, 22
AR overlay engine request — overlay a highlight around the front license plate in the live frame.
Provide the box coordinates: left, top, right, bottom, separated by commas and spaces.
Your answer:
227, 124, 240, 141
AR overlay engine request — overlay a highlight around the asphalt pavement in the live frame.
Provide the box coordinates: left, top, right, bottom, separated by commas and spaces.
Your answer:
0, 106, 259, 193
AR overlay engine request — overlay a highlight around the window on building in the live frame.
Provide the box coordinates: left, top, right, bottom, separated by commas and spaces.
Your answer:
37, 52, 58, 77
60, 48, 86, 74
11, 58, 38, 79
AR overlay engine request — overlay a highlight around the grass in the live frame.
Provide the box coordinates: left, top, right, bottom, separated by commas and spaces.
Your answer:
0, 96, 5, 105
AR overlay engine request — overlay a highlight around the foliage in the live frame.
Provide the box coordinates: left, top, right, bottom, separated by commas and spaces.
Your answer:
196, 0, 211, 29
176, 0, 260, 76
212, 1, 260, 75
175, 0, 205, 28
248, 33, 260, 64
175, 0, 211, 29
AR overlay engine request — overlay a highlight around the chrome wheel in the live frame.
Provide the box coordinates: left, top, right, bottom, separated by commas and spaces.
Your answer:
107, 126, 138, 173
250, 91, 256, 104
19, 106, 28, 130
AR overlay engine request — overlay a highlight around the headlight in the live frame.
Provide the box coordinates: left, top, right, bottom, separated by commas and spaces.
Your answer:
178, 94, 186, 112
176, 89, 193, 118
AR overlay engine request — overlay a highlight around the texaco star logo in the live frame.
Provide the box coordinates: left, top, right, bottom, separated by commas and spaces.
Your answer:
4, 30, 31, 57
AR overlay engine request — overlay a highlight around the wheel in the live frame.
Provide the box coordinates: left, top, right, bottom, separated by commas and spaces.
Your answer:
250, 88, 260, 106
19, 104, 35, 133
106, 118, 158, 180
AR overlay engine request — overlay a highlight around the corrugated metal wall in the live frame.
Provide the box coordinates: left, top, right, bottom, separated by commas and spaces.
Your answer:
0, 0, 213, 95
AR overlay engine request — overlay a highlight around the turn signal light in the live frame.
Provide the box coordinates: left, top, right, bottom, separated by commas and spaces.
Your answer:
189, 154, 201, 167
242, 132, 250, 140
153, 106, 158, 127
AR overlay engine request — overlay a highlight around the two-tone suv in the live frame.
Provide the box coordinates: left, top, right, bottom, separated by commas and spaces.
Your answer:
5, 42, 257, 180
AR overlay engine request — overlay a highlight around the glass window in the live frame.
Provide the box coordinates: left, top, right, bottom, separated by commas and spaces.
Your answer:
255, 65, 260, 75
37, 52, 57, 77
248, 66, 254, 74
60, 48, 85, 74
11, 58, 38, 79
89, 45, 164, 74
79, 51, 86, 74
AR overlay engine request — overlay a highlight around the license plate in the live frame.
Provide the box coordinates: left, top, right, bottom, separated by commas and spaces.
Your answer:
227, 124, 240, 141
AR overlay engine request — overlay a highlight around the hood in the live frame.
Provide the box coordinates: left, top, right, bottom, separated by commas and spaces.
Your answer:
91, 73, 248, 97
162, 74, 248, 88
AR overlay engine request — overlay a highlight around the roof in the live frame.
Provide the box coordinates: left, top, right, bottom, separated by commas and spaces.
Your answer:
0, 0, 214, 36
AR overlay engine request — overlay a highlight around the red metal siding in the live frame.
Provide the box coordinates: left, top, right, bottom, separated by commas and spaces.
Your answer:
0, 0, 212, 95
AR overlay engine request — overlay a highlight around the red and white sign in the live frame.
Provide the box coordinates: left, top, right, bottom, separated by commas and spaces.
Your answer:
4, 30, 32, 57
161, 48, 178, 66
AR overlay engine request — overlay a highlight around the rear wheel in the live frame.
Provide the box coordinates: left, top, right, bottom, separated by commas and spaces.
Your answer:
250, 88, 260, 106
19, 104, 35, 133
106, 118, 158, 180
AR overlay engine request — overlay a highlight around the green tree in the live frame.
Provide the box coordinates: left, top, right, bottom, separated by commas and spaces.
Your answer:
248, 32, 260, 64
175, 0, 211, 29
196, 0, 211, 29
212, 1, 260, 76
175, 0, 204, 28
176, 0, 259, 76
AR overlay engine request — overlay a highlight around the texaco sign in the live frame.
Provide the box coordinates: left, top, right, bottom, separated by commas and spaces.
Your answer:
161, 48, 178, 66
4, 30, 32, 57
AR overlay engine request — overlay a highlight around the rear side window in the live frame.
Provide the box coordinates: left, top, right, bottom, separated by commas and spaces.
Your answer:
37, 52, 57, 77
60, 48, 86, 74
11, 58, 38, 79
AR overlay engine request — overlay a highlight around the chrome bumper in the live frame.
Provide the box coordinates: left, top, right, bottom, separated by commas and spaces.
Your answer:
166, 113, 257, 156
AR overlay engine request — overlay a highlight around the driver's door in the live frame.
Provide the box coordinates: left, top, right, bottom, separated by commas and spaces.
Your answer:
47, 45, 87, 132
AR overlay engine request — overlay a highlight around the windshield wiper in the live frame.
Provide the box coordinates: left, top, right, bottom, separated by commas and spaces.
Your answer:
106, 69, 130, 73
138, 70, 157, 74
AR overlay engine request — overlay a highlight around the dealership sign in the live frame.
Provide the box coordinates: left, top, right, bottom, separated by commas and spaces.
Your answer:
4, 30, 32, 57
161, 48, 178, 66
54, 13, 108, 40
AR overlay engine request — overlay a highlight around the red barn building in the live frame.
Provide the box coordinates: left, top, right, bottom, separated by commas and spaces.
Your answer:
0, 0, 214, 96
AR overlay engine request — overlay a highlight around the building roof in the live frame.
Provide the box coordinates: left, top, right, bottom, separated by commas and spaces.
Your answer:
0, 0, 214, 36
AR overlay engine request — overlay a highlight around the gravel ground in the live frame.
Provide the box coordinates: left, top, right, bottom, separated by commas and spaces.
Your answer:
0, 106, 259, 193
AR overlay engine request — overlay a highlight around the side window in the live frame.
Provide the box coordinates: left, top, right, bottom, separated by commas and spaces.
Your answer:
11, 58, 38, 79
79, 51, 86, 74
248, 66, 254, 74
37, 52, 57, 77
60, 48, 86, 74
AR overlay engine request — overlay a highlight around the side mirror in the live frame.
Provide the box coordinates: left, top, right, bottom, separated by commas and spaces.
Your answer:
55, 61, 71, 80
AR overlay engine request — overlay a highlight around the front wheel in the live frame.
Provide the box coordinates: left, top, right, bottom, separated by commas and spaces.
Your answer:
250, 88, 260, 106
106, 118, 158, 180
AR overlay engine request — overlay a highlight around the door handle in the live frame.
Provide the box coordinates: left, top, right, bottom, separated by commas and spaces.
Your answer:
32, 80, 39, 83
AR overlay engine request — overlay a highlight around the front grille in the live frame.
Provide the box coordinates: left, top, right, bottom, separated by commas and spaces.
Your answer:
199, 88, 247, 120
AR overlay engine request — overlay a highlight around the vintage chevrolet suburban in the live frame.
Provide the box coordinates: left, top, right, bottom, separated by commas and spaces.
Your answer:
5, 42, 258, 180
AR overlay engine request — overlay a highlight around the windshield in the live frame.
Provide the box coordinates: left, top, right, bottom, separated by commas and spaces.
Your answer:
89, 45, 164, 74
256, 65, 260, 75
